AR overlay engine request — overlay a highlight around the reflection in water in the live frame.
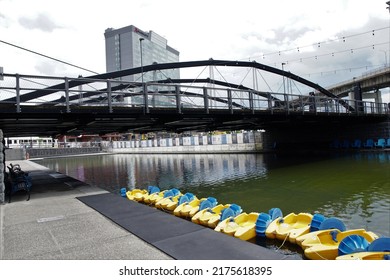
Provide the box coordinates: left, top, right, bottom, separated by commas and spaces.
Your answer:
38, 152, 390, 239
46, 154, 267, 192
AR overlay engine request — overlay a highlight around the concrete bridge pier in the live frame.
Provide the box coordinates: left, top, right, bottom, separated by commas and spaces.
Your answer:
348, 85, 384, 114
369, 89, 383, 103
365, 90, 383, 113
348, 83, 364, 113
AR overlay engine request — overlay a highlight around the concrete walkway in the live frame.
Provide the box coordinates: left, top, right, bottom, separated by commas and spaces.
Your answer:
0, 160, 172, 260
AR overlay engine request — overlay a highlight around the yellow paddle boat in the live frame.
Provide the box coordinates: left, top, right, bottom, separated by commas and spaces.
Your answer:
296, 217, 346, 248
126, 188, 148, 201
336, 252, 390, 260
174, 197, 217, 219
299, 228, 377, 250
255, 208, 283, 238
192, 204, 229, 227
155, 195, 180, 211
336, 236, 390, 260
154, 188, 181, 209
206, 204, 242, 229
156, 192, 195, 212
215, 212, 259, 241
143, 190, 165, 205
265, 212, 313, 243
302, 229, 378, 260
138, 186, 160, 204
144, 188, 179, 205
173, 195, 202, 218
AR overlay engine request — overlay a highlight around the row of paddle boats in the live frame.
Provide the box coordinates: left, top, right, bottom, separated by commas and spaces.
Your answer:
122, 186, 390, 260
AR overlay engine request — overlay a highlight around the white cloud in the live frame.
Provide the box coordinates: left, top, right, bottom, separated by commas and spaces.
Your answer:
18, 13, 63, 32
0, 0, 389, 92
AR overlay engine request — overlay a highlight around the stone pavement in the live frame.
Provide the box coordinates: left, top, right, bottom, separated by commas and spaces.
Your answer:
0, 160, 172, 260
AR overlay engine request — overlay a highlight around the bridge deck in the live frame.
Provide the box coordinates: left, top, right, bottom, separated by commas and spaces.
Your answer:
1, 69, 389, 137
0, 104, 388, 137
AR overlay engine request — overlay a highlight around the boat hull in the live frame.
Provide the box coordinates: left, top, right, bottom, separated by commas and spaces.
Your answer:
336, 252, 390, 260
191, 204, 229, 228
174, 198, 204, 218
301, 229, 378, 260
265, 212, 313, 243
155, 196, 179, 211
126, 189, 147, 201
215, 212, 259, 241
144, 191, 165, 205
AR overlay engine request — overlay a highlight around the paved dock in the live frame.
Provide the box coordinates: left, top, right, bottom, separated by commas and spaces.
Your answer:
1, 160, 294, 260
0, 160, 172, 260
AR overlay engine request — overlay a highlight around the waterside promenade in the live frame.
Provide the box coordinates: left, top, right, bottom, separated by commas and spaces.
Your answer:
0, 160, 172, 260
0, 160, 292, 260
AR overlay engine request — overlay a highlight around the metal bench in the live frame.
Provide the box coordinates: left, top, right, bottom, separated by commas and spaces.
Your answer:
5, 163, 32, 203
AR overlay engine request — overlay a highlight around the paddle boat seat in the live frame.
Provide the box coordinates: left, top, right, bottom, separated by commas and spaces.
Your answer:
157, 192, 195, 211
363, 139, 374, 148
206, 204, 242, 229
350, 139, 361, 148
265, 212, 313, 243
191, 204, 229, 227
337, 237, 390, 260
173, 195, 202, 218
126, 188, 147, 201
215, 212, 260, 241
374, 138, 386, 148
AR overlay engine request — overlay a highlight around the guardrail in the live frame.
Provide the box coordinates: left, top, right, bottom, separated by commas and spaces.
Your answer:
0, 73, 389, 116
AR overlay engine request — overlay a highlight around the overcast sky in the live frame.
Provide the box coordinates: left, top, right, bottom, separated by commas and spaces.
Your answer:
1, 0, 389, 97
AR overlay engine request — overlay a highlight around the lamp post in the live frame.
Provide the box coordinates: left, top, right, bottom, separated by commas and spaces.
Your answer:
387, 1, 390, 67
139, 38, 144, 86
281, 63, 286, 94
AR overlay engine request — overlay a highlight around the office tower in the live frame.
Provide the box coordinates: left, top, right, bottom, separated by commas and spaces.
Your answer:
104, 25, 180, 83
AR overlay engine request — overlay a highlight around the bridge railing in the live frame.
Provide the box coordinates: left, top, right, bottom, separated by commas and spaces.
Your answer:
140, 83, 389, 115
0, 73, 388, 116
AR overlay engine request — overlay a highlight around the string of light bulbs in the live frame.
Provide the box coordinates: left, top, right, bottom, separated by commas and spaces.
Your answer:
252, 26, 389, 61
280, 41, 390, 65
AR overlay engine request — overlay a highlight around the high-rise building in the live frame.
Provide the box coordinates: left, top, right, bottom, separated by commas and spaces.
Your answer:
104, 25, 180, 83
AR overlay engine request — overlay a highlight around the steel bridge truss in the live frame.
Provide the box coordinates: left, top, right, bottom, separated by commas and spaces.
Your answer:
0, 60, 389, 137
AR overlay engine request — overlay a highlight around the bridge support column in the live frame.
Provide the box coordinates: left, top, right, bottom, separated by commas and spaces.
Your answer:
375, 90, 383, 104
348, 83, 364, 113
0, 129, 5, 203
348, 91, 354, 110
364, 90, 383, 113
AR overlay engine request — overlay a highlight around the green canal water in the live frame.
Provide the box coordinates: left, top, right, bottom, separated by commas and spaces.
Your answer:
37, 152, 390, 257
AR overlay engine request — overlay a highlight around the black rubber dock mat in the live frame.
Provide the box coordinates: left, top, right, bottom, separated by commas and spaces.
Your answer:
77, 192, 292, 260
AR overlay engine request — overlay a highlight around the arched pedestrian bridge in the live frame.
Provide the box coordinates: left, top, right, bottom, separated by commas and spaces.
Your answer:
0, 60, 388, 139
